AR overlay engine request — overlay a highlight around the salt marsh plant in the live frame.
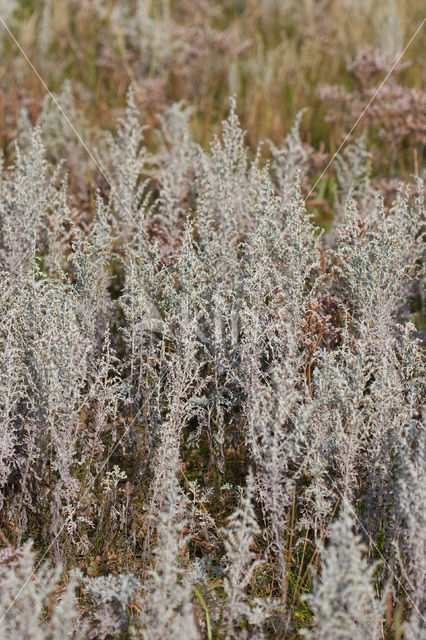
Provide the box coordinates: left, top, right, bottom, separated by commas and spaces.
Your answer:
0, 41, 424, 636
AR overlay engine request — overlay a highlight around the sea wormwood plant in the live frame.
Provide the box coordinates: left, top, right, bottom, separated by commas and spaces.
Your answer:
0, 541, 83, 640
303, 504, 384, 640
0, 86, 422, 640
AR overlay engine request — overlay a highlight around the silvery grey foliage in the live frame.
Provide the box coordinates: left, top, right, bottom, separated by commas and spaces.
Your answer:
107, 84, 151, 242
358, 324, 424, 547
69, 193, 114, 345
304, 504, 384, 640
244, 367, 301, 595
0, 541, 82, 640
17, 81, 89, 188
269, 110, 308, 200
238, 171, 322, 576
151, 102, 197, 255
72, 569, 139, 639
0, 128, 63, 275
335, 184, 424, 343
0, 186, 124, 554
221, 470, 275, 639
139, 471, 199, 640
396, 424, 426, 640
0, 268, 91, 542
195, 96, 263, 240
335, 135, 375, 212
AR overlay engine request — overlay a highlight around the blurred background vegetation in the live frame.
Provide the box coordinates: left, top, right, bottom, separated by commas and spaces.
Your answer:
1, 1, 424, 162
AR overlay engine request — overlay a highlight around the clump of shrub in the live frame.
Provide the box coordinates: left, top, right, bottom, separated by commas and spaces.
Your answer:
0, 91, 424, 638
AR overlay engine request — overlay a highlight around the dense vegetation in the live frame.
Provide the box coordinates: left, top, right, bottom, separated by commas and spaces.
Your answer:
0, 1, 424, 638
